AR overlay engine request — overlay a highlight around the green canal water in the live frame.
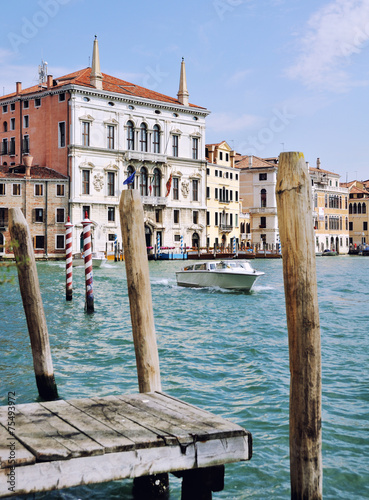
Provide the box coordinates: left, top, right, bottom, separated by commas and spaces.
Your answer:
1, 256, 368, 499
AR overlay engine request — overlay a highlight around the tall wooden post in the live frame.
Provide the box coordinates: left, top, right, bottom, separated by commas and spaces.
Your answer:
119, 190, 166, 498
276, 152, 322, 499
9, 208, 58, 400
119, 190, 161, 393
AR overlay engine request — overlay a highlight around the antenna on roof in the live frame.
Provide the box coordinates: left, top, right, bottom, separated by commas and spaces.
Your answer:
38, 59, 48, 86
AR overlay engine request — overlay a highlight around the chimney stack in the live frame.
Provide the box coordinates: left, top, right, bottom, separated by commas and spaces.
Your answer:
317, 158, 321, 169
47, 74, 53, 89
249, 156, 253, 168
16, 82, 22, 95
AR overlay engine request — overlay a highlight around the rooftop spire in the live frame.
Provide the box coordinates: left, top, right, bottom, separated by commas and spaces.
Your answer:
90, 35, 103, 90
177, 57, 189, 106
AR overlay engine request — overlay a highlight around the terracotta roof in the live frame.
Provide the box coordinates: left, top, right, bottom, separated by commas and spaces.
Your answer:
309, 166, 339, 176
0, 165, 68, 180
234, 154, 277, 170
1, 67, 205, 109
349, 185, 369, 195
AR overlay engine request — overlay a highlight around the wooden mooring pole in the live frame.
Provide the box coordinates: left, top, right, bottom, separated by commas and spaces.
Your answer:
276, 152, 322, 499
9, 208, 58, 400
119, 190, 166, 498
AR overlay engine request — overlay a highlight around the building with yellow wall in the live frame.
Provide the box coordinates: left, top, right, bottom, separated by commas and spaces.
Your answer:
310, 159, 349, 254
205, 141, 240, 250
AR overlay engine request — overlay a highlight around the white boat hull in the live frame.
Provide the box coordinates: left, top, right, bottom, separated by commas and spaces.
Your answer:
72, 252, 107, 268
176, 260, 264, 291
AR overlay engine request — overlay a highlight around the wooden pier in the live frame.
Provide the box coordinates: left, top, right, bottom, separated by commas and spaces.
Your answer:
0, 392, 251, 498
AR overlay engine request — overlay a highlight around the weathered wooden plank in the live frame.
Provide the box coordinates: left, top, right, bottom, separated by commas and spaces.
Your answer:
151, 392, 247, 435
0, 424, 35, 469
0, 405, 72, 461
41, 399, 136, 453
17, 403, 103, 458
117, 394, 246, 441
89, 396, 175, 447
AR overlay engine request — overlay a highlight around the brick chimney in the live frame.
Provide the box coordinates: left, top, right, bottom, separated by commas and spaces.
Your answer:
47, 74, 53, 89
317, 158, 321, 169
16, 82, 22, 95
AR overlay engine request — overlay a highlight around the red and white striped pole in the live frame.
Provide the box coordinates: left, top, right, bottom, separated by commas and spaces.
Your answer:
82, 212, 94, 313
65, 216, 74, 301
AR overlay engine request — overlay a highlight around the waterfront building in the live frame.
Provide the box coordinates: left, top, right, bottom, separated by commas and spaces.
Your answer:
342, 180, 369, 248
0, 38, 209, 254
236, 155, 349, 254
310, 158, 349, 254
0, 163, 69, 258
205, 141, 240, 250
235, 154, 280, 250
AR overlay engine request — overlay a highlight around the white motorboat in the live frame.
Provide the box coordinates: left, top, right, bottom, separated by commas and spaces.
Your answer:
72, 251, 107, 268
176, 260, 264, 291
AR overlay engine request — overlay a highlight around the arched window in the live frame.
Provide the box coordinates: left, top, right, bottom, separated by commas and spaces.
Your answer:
127, 121, 134, 150
246, 223, 250, 233
260, 189, 267, 208
153, 168, 161, 197
127, 165, 135, 190
345, 217, 348, 230
358, 203, 362, 214
240, 222, 245, 233
353, 203, 357, 214
140, 167, 148, 196
140, 123, 147, 152
339, 196, 342, 209
3, 122, 7, 132
153, 125, 160, 153
349, 204, 352, 214
363, 203, 366, 214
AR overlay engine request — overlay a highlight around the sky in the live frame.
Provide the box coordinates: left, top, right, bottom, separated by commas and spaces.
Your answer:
1, 0, 368, 181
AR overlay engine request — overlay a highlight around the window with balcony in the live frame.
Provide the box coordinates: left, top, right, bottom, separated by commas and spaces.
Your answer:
107, 125, 115, 149
126, 165, 135, 190
56, 208, 65, 223
107, 172, 115, 196
9, 138, 15, 155
82, 170, 90, 195
173, 177, 179, 200
153, 124, 160, 153
82, 121, 90, 146
140, 167, 148, 196
140, 123, 148, 152
153, 168, 161, 197
172, 135, 179, 157
261, 188, 267, 208
127, 121, 134, 150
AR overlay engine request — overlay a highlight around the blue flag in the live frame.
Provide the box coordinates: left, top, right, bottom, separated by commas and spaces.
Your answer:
123, 171, 136, 185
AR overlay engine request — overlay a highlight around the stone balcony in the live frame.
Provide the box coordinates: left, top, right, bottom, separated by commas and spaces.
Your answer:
141, 196, 168, 206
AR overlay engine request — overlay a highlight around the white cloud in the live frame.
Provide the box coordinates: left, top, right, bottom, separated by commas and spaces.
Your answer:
286, 0, 369, 92
225, 69, 253, 87
207, 111, 262, 133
